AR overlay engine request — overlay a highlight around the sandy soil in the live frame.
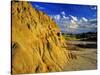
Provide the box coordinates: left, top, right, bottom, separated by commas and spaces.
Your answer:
64, 41, 97, 71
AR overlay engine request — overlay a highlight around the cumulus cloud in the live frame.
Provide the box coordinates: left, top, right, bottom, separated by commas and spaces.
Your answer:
54, 14, 61, 20
64, 16, 69, 20
78, 18, 97, 32
60, 11, 69, 19
66, 17, 96, 33
82, 17, 88, 22
61, 11, 66, 16
70, 20, 78, 29
49, 14, 61, 21
49, 12, 97, 34
70, 15, 78, 21
50, 11, 69, 21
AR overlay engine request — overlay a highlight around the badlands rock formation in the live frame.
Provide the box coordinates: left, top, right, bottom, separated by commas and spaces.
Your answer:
11, 1, 71, 74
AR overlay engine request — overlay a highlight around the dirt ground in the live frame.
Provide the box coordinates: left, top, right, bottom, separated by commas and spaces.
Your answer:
64, 40, 97, 71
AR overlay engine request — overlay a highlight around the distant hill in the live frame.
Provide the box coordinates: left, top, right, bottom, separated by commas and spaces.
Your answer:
62, 32, 97, 41
12, 1, 71, 74
76, 32, 97, 41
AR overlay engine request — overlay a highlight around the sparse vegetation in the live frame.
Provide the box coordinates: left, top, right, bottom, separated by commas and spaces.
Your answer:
62, 32, 97, 41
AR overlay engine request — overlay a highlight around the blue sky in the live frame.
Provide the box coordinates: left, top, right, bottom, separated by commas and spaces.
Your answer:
30, 2, 97, 34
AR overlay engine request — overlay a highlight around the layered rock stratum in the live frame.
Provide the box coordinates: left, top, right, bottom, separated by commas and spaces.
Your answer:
11, 1, 71, 74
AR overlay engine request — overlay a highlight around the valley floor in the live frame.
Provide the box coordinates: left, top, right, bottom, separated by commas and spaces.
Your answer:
64, 40, 97, 71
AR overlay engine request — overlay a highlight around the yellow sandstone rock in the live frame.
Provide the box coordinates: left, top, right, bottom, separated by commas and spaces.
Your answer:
11, 1, 71, 74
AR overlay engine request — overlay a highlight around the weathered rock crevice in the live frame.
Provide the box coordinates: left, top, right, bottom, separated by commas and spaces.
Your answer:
12, 1, 71, 74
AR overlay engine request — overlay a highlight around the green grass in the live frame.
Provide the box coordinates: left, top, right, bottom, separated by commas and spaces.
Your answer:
62, 34, 80, 41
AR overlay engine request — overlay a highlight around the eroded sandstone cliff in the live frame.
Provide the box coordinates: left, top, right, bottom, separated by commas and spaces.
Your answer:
11, 1, 71, 74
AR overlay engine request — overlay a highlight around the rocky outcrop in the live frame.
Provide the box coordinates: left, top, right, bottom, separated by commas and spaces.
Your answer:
11, 1, 71, 74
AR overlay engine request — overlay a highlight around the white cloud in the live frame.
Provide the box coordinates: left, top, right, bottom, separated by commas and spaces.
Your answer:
35, 4, 45, 9
50, 13, 97, 33
79, 18, 97, 29
54, 14, 61, 20
51, 11, 69, 21
63, 15, 69, 19
61, 11, 66, 16
71, 20, 76, 24
91, 6, 97, 10
70, 15, 78, 21
82, 17, 88, 22
70, 20, 78, 29
61, 11, 69, 20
